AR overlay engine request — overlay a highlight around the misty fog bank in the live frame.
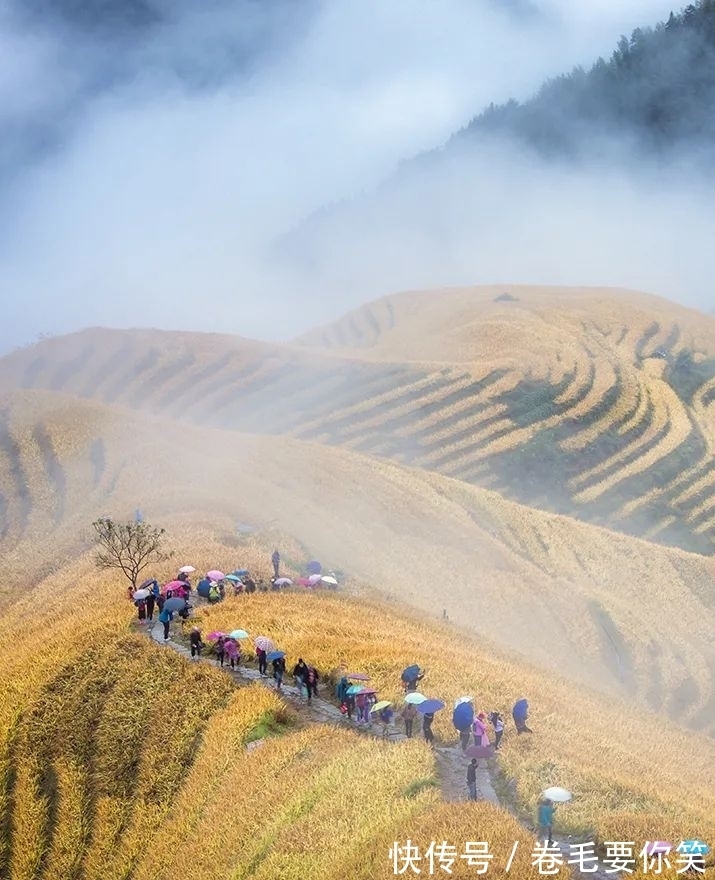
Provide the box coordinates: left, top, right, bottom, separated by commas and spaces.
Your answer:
0, 0, 704, 352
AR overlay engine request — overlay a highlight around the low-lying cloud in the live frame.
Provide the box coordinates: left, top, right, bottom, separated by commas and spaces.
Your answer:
0, 0, 702, 351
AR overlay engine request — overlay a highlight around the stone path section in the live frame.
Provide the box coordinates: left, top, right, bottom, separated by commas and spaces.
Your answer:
145, 618, 500, 805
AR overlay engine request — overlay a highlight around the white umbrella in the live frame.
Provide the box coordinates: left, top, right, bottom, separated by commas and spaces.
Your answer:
179, 565, 196, 573
321, 576, 338, 585
542, 787, 572, 803
308, 574, 322, 584
274, 577, 293, 586
455, 696, 473, 706
404, 692, 427, 704
133, 588, 150, 600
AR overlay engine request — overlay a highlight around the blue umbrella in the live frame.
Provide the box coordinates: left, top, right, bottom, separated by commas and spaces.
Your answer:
233, 569, 249, 576
401, 664, 421, 683
266, 650, 285, 661
513, 698, 528, 719
452, 702, 474, 730
307, 560, 321, 574
417, 699, 445, 714
225, 574, 242, 582
163, 597, 186, 613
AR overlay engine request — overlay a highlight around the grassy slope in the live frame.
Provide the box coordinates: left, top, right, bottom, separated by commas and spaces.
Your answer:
0, 390, 713, 739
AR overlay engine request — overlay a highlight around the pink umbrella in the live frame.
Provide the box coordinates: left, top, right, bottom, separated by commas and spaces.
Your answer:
254, 636, 274, 652
163, 580, 187, 594
347, 673, 370, 681
207, 570, 225, 581
179, 565, 196, 573
207, 631, 224, 641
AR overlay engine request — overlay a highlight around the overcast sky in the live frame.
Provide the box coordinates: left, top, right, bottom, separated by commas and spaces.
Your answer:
0, 0, 701, 351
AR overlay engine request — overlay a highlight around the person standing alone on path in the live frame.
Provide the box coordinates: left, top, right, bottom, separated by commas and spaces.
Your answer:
158, 606, 173, 641
272, 549, 280, 579
466, 759, 478, 801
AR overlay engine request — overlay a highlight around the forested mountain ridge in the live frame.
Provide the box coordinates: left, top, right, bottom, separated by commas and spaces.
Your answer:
449, 0, 715, 157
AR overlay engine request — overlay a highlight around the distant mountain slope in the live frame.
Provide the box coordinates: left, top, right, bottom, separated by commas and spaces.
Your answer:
4, 287, 715, 556
1, 388, 714, 732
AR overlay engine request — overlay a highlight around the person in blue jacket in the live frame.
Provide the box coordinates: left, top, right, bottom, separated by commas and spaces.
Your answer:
158, 606, 173, 641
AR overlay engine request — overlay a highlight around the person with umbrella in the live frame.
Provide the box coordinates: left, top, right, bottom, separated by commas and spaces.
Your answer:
215, 635, 226, 667
135, 594, 147, 623
244, 575, 256, 594
335, 675, 349, 705
466, 759, 478, 801
402, 702, 417, 738
537, 798, 555, 846
189, 627, 204, 661
453, 701, 474, 751
422, 711, 435, 744
401, 665, 424, 693
145, 588, 156, 621
473, 713, 489, 747
224, 637, 240, 669
513, 698, 533, 734
158, 604, 173, 641
272, 549, 280, 579
196, 574, 211, 598
272, 654, 286, 690
208, 582, 220, 604
255, 645, 267, 675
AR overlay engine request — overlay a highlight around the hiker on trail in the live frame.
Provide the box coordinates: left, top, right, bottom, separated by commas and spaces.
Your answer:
158, 606, 173, 641
307, 666, 319, 698
402, 703, 417, 738
292, 659, 309, 698
256, 646, 267, 675
272, 656, 286, 690
208, 582, 221, 604
512, 698, 533, 734
215, 636, 226, 667
189, 627, 203, 660
355, 692, 369, 725
272, 549, 280, 579
335, 676, 349, 705
377, 705, 394, 737
197, 575, 211, 598
135, 597, 147, 623
145, 590, 155, 621
489, 711, 505, 749
224, 638, 240, 669
156, 592, 165, 613
473, 713, 489, 747
218, 581, 225, 601
537, 798, 555, 846
177, 571, 190, 586
466, 759, 478, 801
244, 576, 256, 594
422, 711, 435, 744
344, 692, 355, 720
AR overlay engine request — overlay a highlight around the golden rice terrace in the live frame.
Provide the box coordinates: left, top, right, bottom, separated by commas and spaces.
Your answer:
3, 285, 715, 554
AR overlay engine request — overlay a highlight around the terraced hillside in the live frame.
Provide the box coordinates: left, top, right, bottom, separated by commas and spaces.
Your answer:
1, 390, 714, 735
2, 286, 715, 555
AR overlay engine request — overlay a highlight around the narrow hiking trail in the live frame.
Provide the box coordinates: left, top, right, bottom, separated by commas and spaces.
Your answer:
142, 618, 610, 878
144, 618, 499, 805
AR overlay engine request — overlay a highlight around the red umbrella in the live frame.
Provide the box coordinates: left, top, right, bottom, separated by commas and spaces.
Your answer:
296, 577, 311, 586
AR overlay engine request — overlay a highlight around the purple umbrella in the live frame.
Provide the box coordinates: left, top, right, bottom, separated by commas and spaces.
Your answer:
307, 560, 321, 574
